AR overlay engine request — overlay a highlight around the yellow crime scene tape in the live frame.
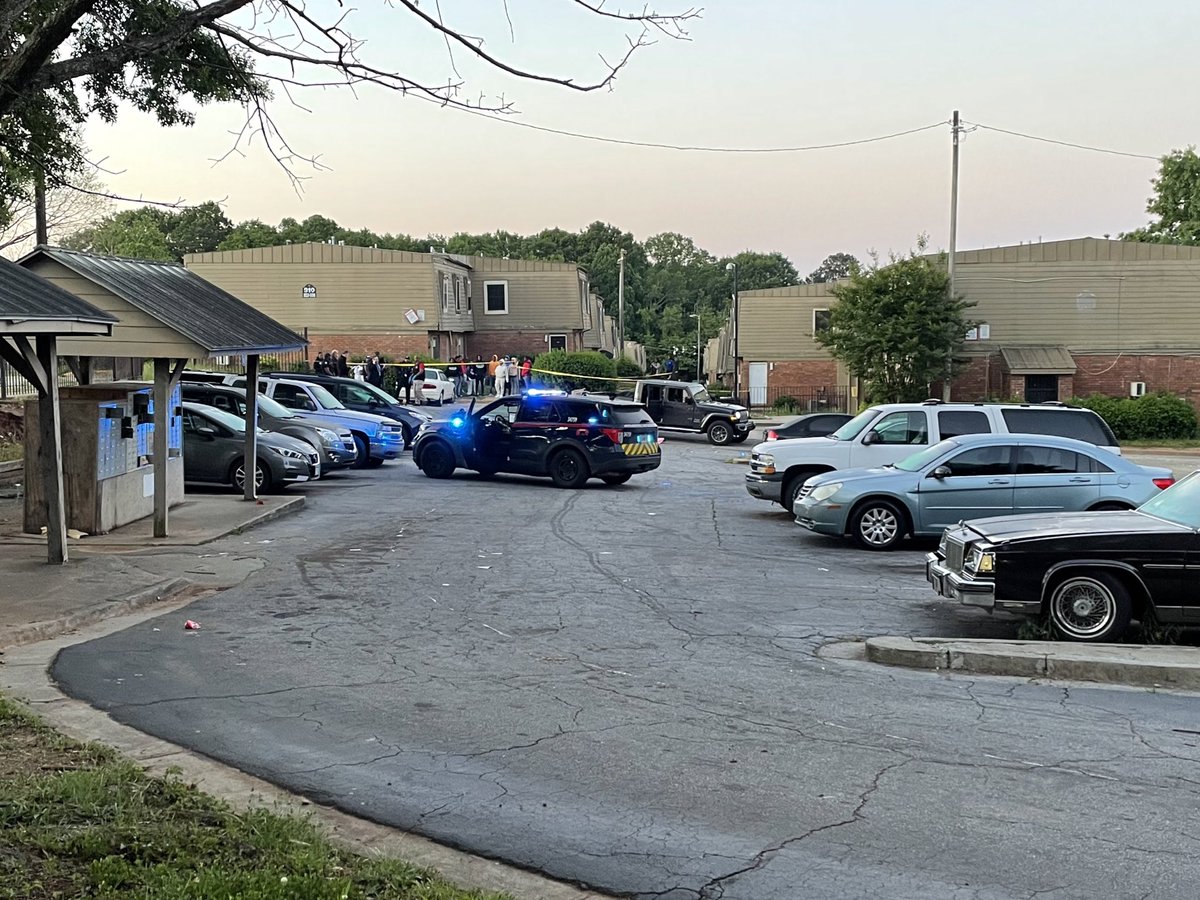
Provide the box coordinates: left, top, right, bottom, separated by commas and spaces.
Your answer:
376, 362, 685, 385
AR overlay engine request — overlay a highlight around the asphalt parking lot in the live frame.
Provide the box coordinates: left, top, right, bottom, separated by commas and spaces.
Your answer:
53, 432, 1200, 899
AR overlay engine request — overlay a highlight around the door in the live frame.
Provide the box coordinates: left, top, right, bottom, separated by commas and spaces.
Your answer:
848, 410, 931, 468
510, 397, 564, 471
473, 398, 521, 471
749, 363, 768, 406
661, 386, 694, 428
1024, 374, 1059, 404
643, 385, 665, 424
1012, 445, 1101, 514
181, 409, 225, 482
917, 445, 1015, 532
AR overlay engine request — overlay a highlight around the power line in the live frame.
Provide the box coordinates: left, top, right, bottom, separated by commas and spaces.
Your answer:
965, 122, 1159, 160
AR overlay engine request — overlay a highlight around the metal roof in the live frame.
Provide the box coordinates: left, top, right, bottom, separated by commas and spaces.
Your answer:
22, 247, 306, 354
1000, 345, 1077, 374
0, 255, 117, 326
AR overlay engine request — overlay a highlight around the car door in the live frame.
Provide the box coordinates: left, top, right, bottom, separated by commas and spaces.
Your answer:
848, 410, 931, 468
643, 385, 665, 424
181, 409, 225, 482
509, 397, 563, 472
1012, 445, 1101, 513
271, 383, 319, 413
917, 444, 1015, 532
472, 398, 521, 471
661, 387, 693, 428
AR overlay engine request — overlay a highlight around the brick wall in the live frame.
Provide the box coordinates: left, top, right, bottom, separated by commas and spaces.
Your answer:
1071, 354, 1200, 405
307, 332, 430, 363
465, 330, 584, 359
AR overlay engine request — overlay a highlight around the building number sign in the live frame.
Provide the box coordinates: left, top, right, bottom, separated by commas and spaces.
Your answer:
302, 283, 317, 299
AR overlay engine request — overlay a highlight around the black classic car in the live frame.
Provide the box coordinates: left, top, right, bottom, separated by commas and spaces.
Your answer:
926, 470, 1200, 642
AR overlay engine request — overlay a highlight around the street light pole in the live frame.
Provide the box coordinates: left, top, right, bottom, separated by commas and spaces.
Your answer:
726, 262, 739, 403
617, 249, 626, 362
690, 312, 702, 383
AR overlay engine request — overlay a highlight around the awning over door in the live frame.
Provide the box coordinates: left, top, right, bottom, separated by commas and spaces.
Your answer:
1000, 345, 1077, 375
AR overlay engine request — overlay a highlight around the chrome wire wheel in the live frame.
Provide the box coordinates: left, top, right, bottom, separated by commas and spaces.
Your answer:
1049, 576, 1117, 640
854, 502, 902, 550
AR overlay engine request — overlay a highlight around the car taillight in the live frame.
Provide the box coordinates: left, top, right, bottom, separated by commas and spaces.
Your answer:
423, 382, 435, 389
766, 430, 778, 440
601, 427, 622, 444
1153, 477, 1175, 490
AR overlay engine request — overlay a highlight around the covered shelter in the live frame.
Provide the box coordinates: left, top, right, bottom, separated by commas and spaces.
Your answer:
0, 256, 117, 564
18, 247, 307, 541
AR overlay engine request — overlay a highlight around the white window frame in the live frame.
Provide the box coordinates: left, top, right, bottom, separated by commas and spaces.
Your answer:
813, 308, 831, 336
453, 276, 462, 313
484, 280, 509, 315
548, 333, 568, 351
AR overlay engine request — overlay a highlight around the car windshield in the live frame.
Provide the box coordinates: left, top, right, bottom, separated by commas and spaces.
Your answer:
691, 387, 711, 403
355, 382, 399, 404
309, 384, 344, 409
1136, 471, 1200, 528
893, 439, 961, 472
194, 406, 263, 435
830, 408, 879, 441
254, 393, 295, 419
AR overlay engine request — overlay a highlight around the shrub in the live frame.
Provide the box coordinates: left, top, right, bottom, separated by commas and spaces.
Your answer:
1072, 392, 1197, 441
614, 355, 644, 379
772, 396, 799, 414
533, 350, 617, 392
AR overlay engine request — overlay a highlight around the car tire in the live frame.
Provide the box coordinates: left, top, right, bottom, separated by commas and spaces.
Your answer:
231, 458, 271, 493
351, 433, 370, 469
849, 498, 907, 551
365, 456, 386, 468
782, 473, 814, 516
601, 472, 633, 486
1047, 572, 1132, 642
548, 448, 589, 489
418, 441, 456, 479
707, 420, 733, 445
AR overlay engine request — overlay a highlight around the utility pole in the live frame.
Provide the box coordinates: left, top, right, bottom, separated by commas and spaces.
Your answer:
617, 248, 626, 362
944, 109, 961, 402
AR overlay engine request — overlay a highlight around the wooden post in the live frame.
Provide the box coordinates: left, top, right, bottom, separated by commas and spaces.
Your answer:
152, 358, 170, 537
243, 354, 259, 501
35, 336, 67, 564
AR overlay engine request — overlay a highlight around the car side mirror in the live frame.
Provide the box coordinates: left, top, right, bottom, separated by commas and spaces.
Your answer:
196, 426, 217, 440
932, 465, 952, 479
862, 430, 880, 446
303, 400, 317, 411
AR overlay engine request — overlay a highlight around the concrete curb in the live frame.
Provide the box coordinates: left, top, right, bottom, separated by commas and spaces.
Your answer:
866, 636, 1200, 689
0, 607, 619, 900
0, 577, 192, 651
200, 494, 306, 545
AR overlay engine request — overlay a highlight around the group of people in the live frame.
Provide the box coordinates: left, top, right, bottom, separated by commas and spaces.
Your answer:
444, 355, 534, 398
308, 350, 537, 403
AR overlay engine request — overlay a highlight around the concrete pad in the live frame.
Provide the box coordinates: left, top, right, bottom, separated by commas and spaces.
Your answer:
866, 636, 1200, 689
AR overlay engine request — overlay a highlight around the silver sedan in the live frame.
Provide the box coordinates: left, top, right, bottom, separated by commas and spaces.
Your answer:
793, 433, 1175, 551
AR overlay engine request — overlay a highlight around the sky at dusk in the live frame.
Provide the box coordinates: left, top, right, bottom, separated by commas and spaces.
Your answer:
82, 1, 1198, 274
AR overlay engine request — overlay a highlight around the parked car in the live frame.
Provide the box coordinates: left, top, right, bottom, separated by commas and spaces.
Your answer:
794, 434, 1173, 551
223, 375, 404, 467
258, 371, 431, 448
747, 399, 1121, 515
181, 382, 358, 474
925, 469, 1200, 643
413, 391, 661, 488
415, 368, 456, 406
764, 413, 853, 441
181, 402, 319, 492
629, 379, 753, 445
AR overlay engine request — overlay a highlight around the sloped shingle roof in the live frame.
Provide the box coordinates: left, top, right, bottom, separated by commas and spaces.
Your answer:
1000, 345, 1077, 375
24, 247, 305, 354
0, 255, 116, 326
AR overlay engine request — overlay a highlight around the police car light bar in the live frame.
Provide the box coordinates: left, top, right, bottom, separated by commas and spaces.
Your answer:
524, 388, 567, 397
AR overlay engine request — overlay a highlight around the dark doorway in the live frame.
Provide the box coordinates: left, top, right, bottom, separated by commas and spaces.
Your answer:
1024, 374, 1059, 404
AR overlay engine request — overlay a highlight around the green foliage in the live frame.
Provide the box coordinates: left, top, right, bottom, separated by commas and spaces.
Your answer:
817, 243, 974, 403
61, 208, 174, 260
771, 396, 800, 413
1071, 393, 1198, 440
1122, 147, 1200, 244
614, 355, 644, 378
166, 201, 232, 258
807, 252, 860, 284
533, 351, 616, 391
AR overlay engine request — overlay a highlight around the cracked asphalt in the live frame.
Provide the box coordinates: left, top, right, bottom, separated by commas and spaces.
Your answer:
53, 435, 1200, 899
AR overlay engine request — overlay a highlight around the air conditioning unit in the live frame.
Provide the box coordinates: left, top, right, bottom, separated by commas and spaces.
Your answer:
1130, 381, 1147, 398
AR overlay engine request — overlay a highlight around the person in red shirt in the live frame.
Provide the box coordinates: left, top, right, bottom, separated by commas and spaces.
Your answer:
520, 356, 533, 390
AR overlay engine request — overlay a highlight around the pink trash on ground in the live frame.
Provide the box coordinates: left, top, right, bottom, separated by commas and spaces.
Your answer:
184, 620, 201, 631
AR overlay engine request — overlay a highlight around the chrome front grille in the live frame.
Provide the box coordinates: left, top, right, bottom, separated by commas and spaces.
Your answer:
945, 536, 965, 573
798, 484, 814, 501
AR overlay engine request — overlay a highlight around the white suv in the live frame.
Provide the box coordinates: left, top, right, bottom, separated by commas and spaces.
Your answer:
746, 400, 1120, 514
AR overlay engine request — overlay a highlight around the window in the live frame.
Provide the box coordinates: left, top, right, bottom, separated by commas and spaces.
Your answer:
1015, 447, 1112, 475
441, 274, 451, 312
206, 394, 237, 414
813, 309, 831, 335
484, 281, 509, 315
938, 410, 990, 439
548, 334, 567, 351
611, 405, 655, 425
869, 411, 928, 445
454, 277, 462, 313
1001, 409, 1117, 446
271, 384, 314, 411
666, 387, 688, 403
562, 401, 601, 424
643, 385, 663, 403
943, 446, 1013, 477
519, 399, 562, 423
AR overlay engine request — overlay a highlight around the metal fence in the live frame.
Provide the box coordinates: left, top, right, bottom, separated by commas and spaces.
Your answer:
0, 361, 79, 401
186, 350, 311, 377
735, 385, 851, 414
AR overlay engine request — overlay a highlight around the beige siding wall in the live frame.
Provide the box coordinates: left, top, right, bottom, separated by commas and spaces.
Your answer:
736, 283, 836, 361
184, 260, 437, 335
957, 259, 1200, 353
471, 258, 586, 332
432, 261, 474, 332
26, 259, 204, 358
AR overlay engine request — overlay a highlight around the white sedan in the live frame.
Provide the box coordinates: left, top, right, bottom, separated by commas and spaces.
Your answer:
417, 368, 457, 406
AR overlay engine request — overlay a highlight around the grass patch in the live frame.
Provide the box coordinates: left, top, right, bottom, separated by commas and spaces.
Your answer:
1121, 438, 1200, 450
0, 440, 20, 463
0, 694, 511, 900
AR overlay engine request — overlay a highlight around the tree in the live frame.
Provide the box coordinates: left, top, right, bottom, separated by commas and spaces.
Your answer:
0, 169, 111, 256
807, 252, 860, 284
816, 246, 974, 403
1122, 147, 1200, 244
0, 2, 696, 215
61, 207, 174, 260
168, 200, 233, 257
217, 219, 279, 251
723, 251, 799, 292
